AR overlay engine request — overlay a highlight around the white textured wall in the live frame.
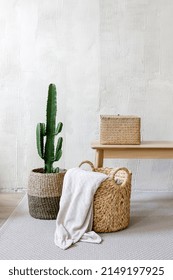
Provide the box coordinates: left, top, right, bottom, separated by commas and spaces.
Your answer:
0, 0, 173, 191
100, 0, 173, 191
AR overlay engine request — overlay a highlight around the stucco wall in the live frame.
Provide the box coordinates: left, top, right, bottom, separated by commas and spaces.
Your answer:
0, 0, 173, 191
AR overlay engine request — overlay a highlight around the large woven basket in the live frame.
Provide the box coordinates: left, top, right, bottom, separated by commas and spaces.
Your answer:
28, 168, 66, 220
79, 161, 132, 233
100, 115, 141, 145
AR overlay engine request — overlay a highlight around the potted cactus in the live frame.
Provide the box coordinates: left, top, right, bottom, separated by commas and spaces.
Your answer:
27, 84, 66, 219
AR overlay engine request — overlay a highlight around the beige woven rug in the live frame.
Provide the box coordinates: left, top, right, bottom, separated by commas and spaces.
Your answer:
0, 191, 173, 260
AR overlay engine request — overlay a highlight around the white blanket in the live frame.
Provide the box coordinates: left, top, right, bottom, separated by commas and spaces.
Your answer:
54, 167, 108, 250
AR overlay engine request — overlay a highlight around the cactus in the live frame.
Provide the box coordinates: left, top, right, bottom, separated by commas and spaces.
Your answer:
36, 84, 63, 173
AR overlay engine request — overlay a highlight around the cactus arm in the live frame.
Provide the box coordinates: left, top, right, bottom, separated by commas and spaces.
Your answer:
53, 167, 60, 173
55, 137, 63, 161
56, 137, 63, 153
36, 123, 45, 159
41, 123, 46, 136
55, 122, 63, 135
55, 149, 62, 162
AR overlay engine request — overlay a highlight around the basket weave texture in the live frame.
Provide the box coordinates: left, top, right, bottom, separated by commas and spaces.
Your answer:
79, 161, 132, 233
28, 168, 66, 220
100, 115, 140, 145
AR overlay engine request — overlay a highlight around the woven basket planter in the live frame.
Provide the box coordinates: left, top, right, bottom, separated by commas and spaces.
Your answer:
100, 115, 141, 145
28, 168, 66, 220
79, 161, 132, 233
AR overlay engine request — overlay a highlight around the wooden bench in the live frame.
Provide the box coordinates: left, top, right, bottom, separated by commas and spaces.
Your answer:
91, 141, 173, 168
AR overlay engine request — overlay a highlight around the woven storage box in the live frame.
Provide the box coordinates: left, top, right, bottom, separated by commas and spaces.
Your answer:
100, 115, 141, 145
79, 161, 132, 233
28, 168, 66, 220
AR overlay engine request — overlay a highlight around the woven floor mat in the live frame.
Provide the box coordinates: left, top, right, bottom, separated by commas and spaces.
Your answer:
0, 191, 173, 260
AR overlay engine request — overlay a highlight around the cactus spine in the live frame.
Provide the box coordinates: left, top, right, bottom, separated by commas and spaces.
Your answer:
36, 84, 63, 173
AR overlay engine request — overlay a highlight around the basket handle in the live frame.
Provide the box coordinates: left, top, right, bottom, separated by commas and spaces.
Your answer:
79, 160, 95, 171
110, 167, 131, 187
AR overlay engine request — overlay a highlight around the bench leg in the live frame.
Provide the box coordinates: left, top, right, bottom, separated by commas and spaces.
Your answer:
95, 149, 104, 168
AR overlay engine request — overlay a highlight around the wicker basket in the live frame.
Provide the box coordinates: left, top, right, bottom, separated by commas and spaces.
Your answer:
79, 161, 132, 233
27, 168, 66, 220
100, 115, 141, 145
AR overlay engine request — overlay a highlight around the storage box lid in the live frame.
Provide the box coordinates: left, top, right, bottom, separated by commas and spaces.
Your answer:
100, 115, 140, 119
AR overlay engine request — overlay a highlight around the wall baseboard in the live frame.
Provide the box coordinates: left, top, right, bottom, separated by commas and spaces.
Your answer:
0, 188, 26, 193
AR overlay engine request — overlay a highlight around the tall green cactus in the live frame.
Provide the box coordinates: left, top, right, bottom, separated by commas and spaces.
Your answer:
36, 84, 63, 173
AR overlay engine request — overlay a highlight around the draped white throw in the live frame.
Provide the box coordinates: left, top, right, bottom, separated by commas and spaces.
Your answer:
54, 168, 108, 250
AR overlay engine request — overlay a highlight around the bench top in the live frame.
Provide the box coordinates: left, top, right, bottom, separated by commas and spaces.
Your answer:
91, 141, 173, 149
